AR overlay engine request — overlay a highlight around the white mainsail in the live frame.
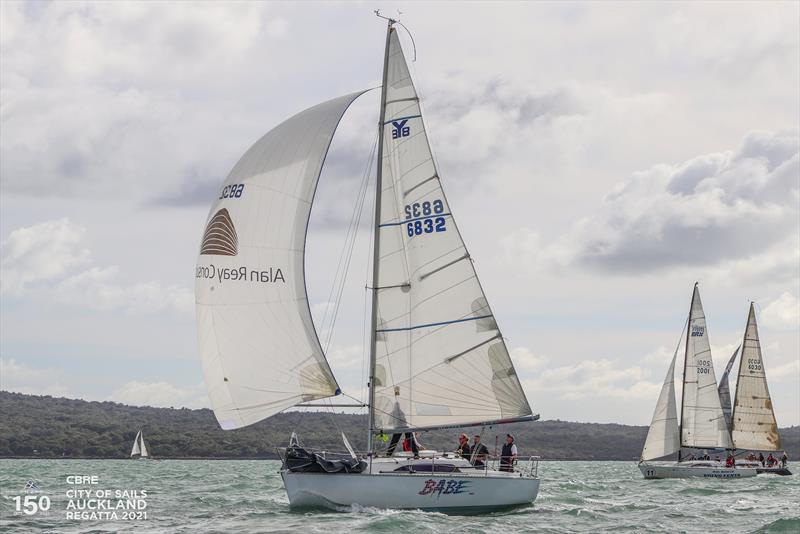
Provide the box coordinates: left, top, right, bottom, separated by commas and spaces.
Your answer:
731, 303, 781, 451
680, 284, 732, 449
195, 92, 365, 430
717, 346, 739, 430
370, 27, 532, 432
130, 431, 141, 457
641, 345, 680, 461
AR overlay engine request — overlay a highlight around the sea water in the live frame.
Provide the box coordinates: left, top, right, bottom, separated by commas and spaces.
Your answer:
1, 459, 798, 533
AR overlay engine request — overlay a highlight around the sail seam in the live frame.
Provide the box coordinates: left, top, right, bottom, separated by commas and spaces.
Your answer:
445, 334, 502, 364
376, 314, 493, 333
378, 213, 452, 227
382, 114, 422, 125
420, 253, 470, 281
403, 175, 438, 197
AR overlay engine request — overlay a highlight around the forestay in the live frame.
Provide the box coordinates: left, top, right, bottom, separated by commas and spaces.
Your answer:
680, 284, 732, 449
717, 346, 739, 430
641, 345, 679, 461
196, 92, 364, 430
371, 27, 532, 432
731, 303, 781, 451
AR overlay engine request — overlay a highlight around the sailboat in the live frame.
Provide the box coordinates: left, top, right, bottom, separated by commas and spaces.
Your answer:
717, 346, 739, 430
639, 283, 757, 479
130, 430, 150, 460
730, 303, 791, 475
195, 15, 540, 511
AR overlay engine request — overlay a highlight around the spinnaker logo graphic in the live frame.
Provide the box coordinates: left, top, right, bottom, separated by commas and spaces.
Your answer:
200, 208, 238, 256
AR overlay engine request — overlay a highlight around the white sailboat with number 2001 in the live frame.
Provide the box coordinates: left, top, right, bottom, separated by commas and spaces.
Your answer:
639, 283, 756, 479
195, 14, 540, 512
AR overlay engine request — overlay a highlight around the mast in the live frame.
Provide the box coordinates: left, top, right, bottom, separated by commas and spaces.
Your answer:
678, 282, 697, 461
366, 16, 394, 455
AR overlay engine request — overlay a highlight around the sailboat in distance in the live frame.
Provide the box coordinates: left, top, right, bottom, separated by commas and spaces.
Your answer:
639, 284, 756, 479
195, 15, 540, 511
130, 430, 150, 460
730, 303, 791, 475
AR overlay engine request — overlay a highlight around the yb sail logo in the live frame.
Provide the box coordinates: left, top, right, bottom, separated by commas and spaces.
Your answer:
200, 208, 238, 256
392, 120, 410, 139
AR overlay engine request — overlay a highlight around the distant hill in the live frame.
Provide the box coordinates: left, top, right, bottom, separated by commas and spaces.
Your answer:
1, 391, 797, 461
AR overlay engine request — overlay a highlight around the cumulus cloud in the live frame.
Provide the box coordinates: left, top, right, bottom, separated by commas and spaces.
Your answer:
0, 358, 73, 398
507, 131, 799, 275
1, 218, 90, 293
1, 218, 192, 314
522, 358, 661, 402
761, 292, 800, 330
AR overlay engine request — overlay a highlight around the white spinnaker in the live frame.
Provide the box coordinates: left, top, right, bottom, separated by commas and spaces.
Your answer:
372, 27, 531, 432
641, 344, 680, 461
680, 284, 733, 449
139, 433, 149, 458
731, 303, 781, 451
717, 346, 739, 430
131, 431, 141, 457
196, 92, 364, 430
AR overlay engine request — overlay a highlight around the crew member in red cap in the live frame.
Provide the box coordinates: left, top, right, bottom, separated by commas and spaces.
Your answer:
500, 434, 518, 472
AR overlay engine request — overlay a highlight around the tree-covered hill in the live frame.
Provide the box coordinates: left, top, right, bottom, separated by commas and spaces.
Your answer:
1, 391, 797, 461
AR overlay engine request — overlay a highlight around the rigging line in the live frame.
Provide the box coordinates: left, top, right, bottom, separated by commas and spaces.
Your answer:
319, 130, 378, 339
321, 131, 378, 352
325, 156, 373, 351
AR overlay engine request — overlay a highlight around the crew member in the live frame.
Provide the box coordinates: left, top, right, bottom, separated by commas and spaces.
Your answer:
470, 435, 489, 467
456, 433, 471, 458
500, 434, 518, 472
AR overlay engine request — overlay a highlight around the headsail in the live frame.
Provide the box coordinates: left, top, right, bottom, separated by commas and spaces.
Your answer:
717, 346, 739, 430
196, 92, 365, 430
680, 284, 732, 449
139, 432, 149, 458
130, 431, 141, 457
731, 303, 781, 451
641, 340, 680, 461
370, 25, 532, 432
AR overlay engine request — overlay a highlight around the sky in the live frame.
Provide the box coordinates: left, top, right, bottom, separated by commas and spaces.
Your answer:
1, 1, 798, 427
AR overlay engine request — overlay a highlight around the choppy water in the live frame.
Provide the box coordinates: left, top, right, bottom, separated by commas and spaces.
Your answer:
1, 459, 798, 533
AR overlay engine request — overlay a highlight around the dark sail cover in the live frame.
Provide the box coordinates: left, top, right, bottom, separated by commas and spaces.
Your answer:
284, 445, 366, 474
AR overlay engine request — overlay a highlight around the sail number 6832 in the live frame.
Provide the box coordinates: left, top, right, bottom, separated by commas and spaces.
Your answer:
404, 200, 446, 237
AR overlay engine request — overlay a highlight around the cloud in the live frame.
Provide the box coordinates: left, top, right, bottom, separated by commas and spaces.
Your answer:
761, 292, 800, 330
769, 359, 800, 382
109, 381, 208, 409
522, 358, 660, 402
511, 346, 548, 374
1, 218, 192, 315
0, 358, 73, 398
509, 131, 799, 274
1, 218, 90, 293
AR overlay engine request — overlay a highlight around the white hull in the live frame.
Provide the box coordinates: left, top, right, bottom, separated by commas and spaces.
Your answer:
281, 457, 539, 512
639, 461, 757, 479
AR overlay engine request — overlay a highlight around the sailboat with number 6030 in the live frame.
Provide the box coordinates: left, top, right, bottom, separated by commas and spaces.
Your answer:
195, 13, 540, 511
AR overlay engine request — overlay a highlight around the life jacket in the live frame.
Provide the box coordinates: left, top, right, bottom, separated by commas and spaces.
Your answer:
501, 442, 514, 465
